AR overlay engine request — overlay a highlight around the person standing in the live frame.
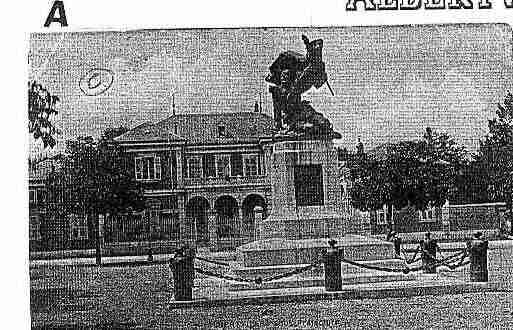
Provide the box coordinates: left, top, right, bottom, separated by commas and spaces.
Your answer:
418, 232, 441, 274
388, 231, 402, 258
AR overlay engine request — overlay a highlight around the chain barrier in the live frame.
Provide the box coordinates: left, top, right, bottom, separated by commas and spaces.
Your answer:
339, 256, 412, 274
194, 259, 323, 285
258, 261, 323, 284
404, 252, 422, 264
408, 250, 469, 272
339, 249, 469, 274
190, 249, 470, 285
433, 250, 469, 270
194, 267, 255, 283
195, 256, 231, 267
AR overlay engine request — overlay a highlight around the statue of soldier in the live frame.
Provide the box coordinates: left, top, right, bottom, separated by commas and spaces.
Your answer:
268, 69, 300, 131
292, 35, 328, 96
265, 35, 331, 133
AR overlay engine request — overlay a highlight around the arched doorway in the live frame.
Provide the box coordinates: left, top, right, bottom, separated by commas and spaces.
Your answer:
241, 194, 267, 239
185, 197, 210, 244
214, 196, 239, 239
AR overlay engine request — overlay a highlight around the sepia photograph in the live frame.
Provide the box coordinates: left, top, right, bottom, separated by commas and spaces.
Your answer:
27, 23, 513, 328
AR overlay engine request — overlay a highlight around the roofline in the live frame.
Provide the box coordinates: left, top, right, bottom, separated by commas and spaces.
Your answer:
117, 140, 186, 146
117, 135, 275, 146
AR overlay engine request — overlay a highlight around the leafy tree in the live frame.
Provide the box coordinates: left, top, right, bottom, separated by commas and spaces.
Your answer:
451, 159, 491, 204
348, 128, 467, 229
46, 127, 144, 264
478, 92, 513, 212
28, 81, 60, 148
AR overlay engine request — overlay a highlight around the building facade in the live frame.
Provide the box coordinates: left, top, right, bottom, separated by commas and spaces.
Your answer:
110, 112, 275, 250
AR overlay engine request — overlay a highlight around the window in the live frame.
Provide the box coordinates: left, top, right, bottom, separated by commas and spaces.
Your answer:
29, 189, 37, 204
419, 207, 436, 222
187, 156, 202, 178
203, 154, 216, 178
135, 156, 161, 181
294, 164, 324, 206
29, 215, 41, 240
259, 154, 266, 175
216, 154, 230, 178
68, 214, 88, 240
376, 205, 392, 225
243, 154, 259, 177
231, 153, 243, 177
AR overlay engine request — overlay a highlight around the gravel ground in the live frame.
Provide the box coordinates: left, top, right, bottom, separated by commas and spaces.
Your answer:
30, 245, 513, 329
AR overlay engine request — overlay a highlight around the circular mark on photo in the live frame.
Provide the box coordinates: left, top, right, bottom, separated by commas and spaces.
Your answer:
79, 68, 114, 96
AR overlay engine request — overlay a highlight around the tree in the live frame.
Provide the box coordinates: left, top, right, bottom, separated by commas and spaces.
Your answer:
451, 159, 491, 204
28, 81, 60, 148
478, 92, 513, 213
46, 127, 145, 264
348, 128, 467, 229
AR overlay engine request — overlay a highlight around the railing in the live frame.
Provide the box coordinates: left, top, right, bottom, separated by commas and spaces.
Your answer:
183, 175, 267, 187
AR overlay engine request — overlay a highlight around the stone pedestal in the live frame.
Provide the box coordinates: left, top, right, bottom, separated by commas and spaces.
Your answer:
258, 139, 353, 240
233, 138, 413, 289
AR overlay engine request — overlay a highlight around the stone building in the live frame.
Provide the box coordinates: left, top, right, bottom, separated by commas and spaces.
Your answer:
111, 112, 275, 250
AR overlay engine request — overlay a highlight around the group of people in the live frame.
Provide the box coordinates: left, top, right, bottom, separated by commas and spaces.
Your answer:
387, 230, 488, 274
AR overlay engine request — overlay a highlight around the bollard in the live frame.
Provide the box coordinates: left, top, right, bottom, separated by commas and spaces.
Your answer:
171, 247, 195, 301
324, 239, 342, 292
468, 233, 488, 282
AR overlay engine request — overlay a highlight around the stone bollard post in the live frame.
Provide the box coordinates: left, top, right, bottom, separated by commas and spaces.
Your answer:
468, 233, 488, 282
324, 239, 342, 292
170, 247, 195, 301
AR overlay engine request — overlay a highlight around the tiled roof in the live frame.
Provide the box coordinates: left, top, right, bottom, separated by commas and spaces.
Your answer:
116, 112, 275, 145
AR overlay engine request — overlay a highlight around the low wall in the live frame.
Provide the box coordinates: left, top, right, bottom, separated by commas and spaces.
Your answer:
447, 203, 505, 231
369, 202, 506, 235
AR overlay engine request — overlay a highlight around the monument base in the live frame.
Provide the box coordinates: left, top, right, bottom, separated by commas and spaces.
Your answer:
257, 212, 350, 241
231, 235, 413, 290
237, 234, 397, 268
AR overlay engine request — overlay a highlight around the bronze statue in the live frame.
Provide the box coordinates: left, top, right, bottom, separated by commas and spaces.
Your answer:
265, 35, 339, 139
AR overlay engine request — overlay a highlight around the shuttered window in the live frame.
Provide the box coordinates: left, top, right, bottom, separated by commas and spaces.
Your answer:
135, 156, 162, 181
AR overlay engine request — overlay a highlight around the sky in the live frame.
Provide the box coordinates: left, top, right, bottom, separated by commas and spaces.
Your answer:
29, 24, 512, 156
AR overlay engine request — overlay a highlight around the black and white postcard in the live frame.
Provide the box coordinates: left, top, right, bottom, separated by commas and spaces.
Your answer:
5, 0, 513, 328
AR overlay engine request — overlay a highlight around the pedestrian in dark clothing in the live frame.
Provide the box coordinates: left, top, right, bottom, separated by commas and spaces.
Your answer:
417, 232, 441, 273
388, 231, 402, 258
